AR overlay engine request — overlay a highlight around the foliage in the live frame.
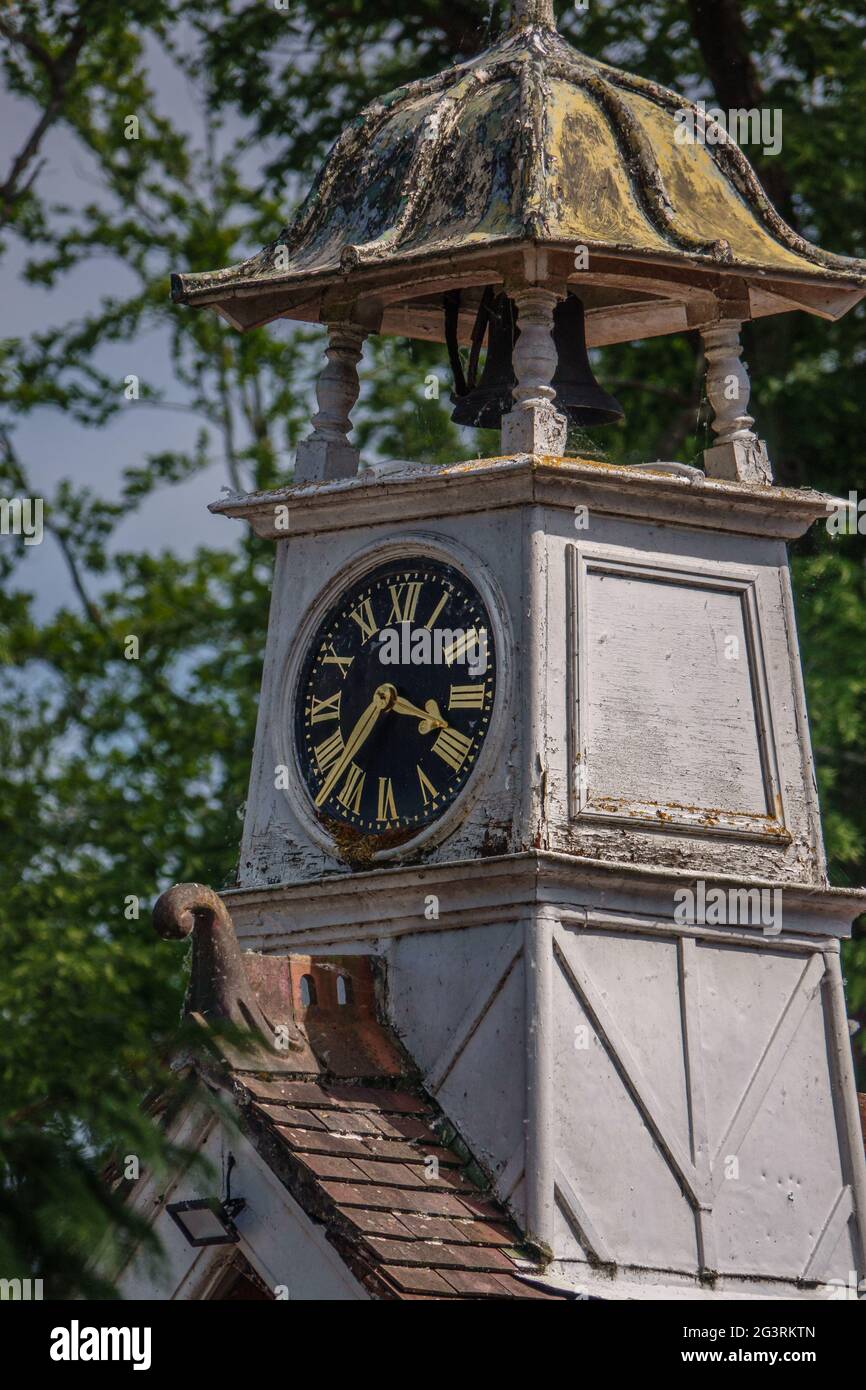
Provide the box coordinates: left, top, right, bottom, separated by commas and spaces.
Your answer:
0, 0, 864, 1292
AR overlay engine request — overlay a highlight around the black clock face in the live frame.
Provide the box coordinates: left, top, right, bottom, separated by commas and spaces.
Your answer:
295, 557, 497, 849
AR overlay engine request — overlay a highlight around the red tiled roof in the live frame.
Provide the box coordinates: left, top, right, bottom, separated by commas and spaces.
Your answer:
150, 887, 565, 1301
233, 1071, 563, 1300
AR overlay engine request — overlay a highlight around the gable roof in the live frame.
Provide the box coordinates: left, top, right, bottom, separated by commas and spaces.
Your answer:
147, 885, 565, 1300
145, 885, 866, 1299
229, 1069, 561, 1300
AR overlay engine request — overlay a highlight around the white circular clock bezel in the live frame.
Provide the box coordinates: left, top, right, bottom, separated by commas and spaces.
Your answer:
275, 531, 513, 864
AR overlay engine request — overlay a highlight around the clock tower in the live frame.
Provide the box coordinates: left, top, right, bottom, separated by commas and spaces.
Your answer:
169, 1, 866, 1299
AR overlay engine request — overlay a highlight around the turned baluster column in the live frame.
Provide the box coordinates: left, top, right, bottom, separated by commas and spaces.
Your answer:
700, 319, 772, 484
294, 322, 367, 483
501, 287, 567, 456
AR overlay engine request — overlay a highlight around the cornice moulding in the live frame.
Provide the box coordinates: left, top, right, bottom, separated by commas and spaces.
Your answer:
210, 455, 835, 542
221, 850, 866, 950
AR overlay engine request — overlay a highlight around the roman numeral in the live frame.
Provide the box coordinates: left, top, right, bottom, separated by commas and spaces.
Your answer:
376, 777, 397, 822
432, 726, 472, 772
336, 762, 365, 814
388, 582, 422, 624
443, 628, 478, 665
322, 644, 353, 678
449, 684, 485, 709
417, 765, 439, 806
314, 728, 345, 772
424, 590, 449, 630
349, 598, 378, 643
309, 691, 341, 724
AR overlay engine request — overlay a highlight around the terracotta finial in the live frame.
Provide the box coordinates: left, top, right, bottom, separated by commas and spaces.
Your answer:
510, 0, 557, 30
153, 882, 302, 1052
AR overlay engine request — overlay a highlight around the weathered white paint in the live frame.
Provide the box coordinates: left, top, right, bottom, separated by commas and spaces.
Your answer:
235, 467, 830, 887
567, 546, 785, 838
116, 1103, 368, 1301
700, 318, 772, 483
525, 908, 556, 1249
216, 856, 865, 1299
211, 454, 831, 541
223, 854, 864, 950
294, 322, 366, 483
551, 928, 853, 1284
501, 287, 567, 454
206, 450, 865, 1301
702, 319, 756, 447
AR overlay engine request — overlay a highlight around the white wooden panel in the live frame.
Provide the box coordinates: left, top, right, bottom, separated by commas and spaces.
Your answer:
551, 946, 700, 1270
438, 954, 526, 1186
569, 547, 786, 843
388, 922, 526, 1188
708, 958, 850, 1279
567, 929, 691, 1147
697, 943, 807, 1154
389, 922, 519, 1075
549, 920, 860, 1287
584, 569, 765, 810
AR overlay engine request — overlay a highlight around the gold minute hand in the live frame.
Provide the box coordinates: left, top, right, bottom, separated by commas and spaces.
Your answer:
314, 684, 393, 808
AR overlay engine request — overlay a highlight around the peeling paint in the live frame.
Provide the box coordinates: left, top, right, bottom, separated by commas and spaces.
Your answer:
171, 20, 865, 335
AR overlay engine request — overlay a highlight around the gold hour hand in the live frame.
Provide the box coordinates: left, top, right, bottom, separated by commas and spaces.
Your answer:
392, 694, 447, 733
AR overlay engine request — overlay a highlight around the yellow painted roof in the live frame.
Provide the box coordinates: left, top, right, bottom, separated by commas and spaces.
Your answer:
173, 19, 865, 315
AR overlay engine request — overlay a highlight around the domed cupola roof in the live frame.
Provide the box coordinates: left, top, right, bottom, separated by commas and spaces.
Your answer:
172, 0, 865, 341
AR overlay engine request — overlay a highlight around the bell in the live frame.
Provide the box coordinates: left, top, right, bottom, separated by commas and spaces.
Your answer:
551, 293, 624, 428
448, 290, 518, 430
447, 289, 624, 430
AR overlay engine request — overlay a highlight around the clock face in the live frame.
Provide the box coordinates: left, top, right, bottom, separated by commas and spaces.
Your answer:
295, 556, 496, 851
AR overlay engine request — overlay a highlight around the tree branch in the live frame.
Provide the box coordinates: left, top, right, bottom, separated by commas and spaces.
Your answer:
50, 526, 109, 632
0, 16, 89, 225
685, 0, 795, 224
0, 423, 106, 629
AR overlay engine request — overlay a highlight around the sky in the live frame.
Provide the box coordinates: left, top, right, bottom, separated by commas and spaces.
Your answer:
0, 27, 310, 620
